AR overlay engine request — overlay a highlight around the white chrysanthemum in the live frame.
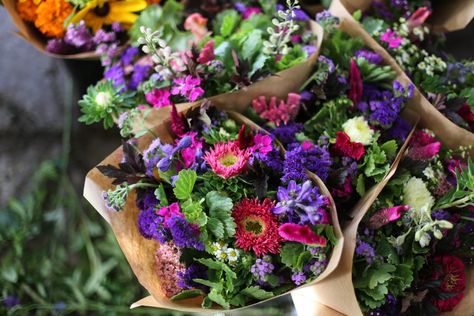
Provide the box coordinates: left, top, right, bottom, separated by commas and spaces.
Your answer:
342, 116, 374, 145
403, 177, 435, 214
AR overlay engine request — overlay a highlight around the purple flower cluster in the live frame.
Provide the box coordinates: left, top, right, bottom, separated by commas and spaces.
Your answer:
355, 239, 376, 264
260, 147, 284, 173
355, 49, 384, 65
250, 257, 275, 282
137, 208, 170, 243
46, 21, 94, 54
282, 142, 332, 182
271, 123, 303, 146
177, 264, 208, 290
273, 180, 327, 225
171, 76, 205, 102
167, 216, 205, 250
386, 117, 412, 142
291, 272, 307, 285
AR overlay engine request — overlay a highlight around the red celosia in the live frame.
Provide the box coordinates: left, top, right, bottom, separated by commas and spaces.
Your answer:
332, 131, 366, 160
170, 103, 189, 137
331, 177, 353, 198
251, 93, 301, 126
197, 40, 215, 64
348, 59, 363, 106
278, 223, 327, 246
431, 255, 466, 312
407, 130, 441, 161
407, 7, 431, 29
237, 125, 254, 149
367, 205, 410, 229
233, 198, 282, 256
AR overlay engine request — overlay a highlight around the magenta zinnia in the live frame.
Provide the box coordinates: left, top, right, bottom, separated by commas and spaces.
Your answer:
203, 142, 251, 179
233, 198, 282, 256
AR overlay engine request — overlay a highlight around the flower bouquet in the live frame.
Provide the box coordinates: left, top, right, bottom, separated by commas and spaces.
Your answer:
84, 102, 344, 311
3, 0, 151, 58
78, 0, 323, 130
325, 2, 474, 157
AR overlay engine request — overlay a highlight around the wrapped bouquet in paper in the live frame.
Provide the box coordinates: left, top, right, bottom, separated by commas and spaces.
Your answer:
247, 13, 417, 217
85, 102, 343, 311
351, 130, 474, 315
3, 0, 151, 58
78, 0, 323, 131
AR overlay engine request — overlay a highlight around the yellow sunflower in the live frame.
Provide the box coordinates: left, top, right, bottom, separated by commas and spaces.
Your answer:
70, 0, 147, 33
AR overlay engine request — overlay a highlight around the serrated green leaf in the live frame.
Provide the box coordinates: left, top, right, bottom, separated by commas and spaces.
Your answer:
171, 289, 203, 301
173, 170, 197, 200
280, 243, 304, 268
208, 290, 230, 309
206, 191, 233, 213
380, 140, 398, 160
207, 217, 225, 239
241, 286, 274, 300
193, 279, 223, 291
356, 174, 366, 197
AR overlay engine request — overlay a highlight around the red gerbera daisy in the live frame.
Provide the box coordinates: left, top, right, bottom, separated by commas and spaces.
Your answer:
431, 255, 466, 312
232, 198, 282, 256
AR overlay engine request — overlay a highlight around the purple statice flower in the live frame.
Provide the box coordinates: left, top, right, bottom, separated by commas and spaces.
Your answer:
104, 64, 126, 90
136, 189, 158, 212
273, 180, 327, 225
368, 293, 399, 316
177, 264, 208, 290
315, 10, 339, 26
260, 147, 284, 173
171, 76, 204, 102
318, 55, 335, 72
111, 22, 124, 33
272, 123, 303, 146
137, 208, 169, 243
291, 271, 307, 286
93, 29, 116, 44
129, 64, 151, 90
283, 142, 332, 182
46, 39, 75, 54
121, 46, 139, 66
362, 84, 406, 128
64, 21, 94, 50
3, 296, 20, 308
166, 215, 204, 250
250, 257, 275, 282
391, 0, 408, 10
355, 238, 376, 264
355, 49, 383, 65
386, 117, 411, 142
432, 210, 451, 221
303, 45, 317, 57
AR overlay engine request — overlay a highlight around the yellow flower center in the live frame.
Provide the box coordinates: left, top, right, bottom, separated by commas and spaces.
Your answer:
219, 153, 238, 167
444, 273, 460, 291
243, 218, 265, 235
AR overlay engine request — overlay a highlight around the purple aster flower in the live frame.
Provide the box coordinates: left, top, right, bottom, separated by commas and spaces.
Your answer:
355, 49, 383, 65
291, 271, 307, 286
273, 180, 327, 225
250, 257, 275, 282
137, 208, 170, 243
121, 46, 139, 66
272, 123, 303, 146
64, 21, 94, 50
386, 117, 411, 142
177, 264, 208, 290
129, 64, 151, 90
3, 296, 20, 308
355, 238, 375, 264
104, 64, 126, 90
166, 215, 204, 250
283, 142, 332, 182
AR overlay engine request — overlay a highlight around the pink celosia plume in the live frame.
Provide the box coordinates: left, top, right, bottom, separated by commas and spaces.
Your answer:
278, 223, 327, 246
407, 130, 441, 160
348, 59, 363, 106
407, 7, 431, 29
367, 205, 410, 229
251, 93, 301, 126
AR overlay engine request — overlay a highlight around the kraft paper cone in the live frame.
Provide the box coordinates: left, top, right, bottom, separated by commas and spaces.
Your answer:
331, 0, 474, 32
84, 102, 344, 313
3, 0, 100, 59
133, 21, 325, 131
329, 0, 474, 158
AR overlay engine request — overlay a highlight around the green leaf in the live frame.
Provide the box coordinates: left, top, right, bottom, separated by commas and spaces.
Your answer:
195, 258, 237, 279
207, 217, 225, 239
202, 296, 213, 308
173, 170, 197, 200
206, 191, 233, 213
241, 286, 274, 300
205, 191, 236, 239
380, 140, 398, 161
241, 29, 263, 61
296, 251, 312, 271
356, 174, 366, 197
219, 10, 241, 38
193, 279, 223, 291
171, 289, 204, 301
280, 243, 304, 268
208, 290, 230, 309
182, 199, 207, 227
154, 184, 168, 207
352, 10, 362, 21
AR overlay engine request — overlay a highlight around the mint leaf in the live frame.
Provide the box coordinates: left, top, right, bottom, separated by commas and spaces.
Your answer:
207, 217, 225, 239
206, 191, 233, 213
205, 191, 236, 239
241, 286, 274, 300
173, 170, 197, 200
171, 289, 203, 301
182, 199, 207, 227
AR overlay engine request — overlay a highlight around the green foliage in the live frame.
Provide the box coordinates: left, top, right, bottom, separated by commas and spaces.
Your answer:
435, 158, 474, 210
205, 191, 236, 239
173, 170, 197, 201
304, 97, 352, 137
460, 88, 474, 107
240, 286, 274, 300
356, 58, 396, 85
361, 16, 386, 35
280, 243, 304, 269
170, 289, 203, 301
361, 139, 398, 182
215, 10, 242, 38
322, 28, 364, 68
276, 45, 307, 71
198, 172, 252, 201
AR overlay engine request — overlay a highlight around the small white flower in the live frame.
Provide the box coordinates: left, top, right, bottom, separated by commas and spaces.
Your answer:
226, 248, 239, 263
342, 116, 374, 145
423, 166, 435, 179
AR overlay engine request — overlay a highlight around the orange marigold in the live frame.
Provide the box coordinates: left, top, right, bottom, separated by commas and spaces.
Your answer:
34, 0, 73, 38
16, 0, 39, 23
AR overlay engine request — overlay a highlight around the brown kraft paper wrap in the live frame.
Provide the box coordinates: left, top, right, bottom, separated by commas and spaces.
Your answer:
331, 0, 474, 32
83, 101, 345, 312
3, 0, 100, 59
130, 21, 325, 132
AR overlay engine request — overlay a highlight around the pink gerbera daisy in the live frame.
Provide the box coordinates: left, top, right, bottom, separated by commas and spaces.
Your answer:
203, 142, 251, 179
233, 198, 282, 256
